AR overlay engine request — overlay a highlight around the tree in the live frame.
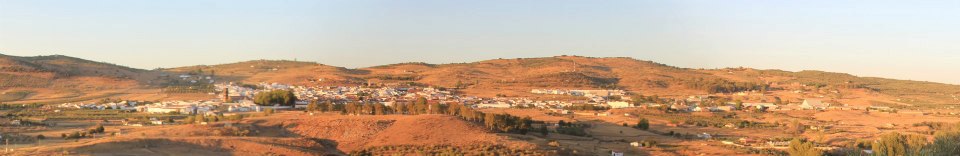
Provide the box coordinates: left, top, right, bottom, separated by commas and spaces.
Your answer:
636, 118, 650, 130
320, 101, 331, 112
873, 132, 927, 156
70, 131, 81, 141
96, 124, 105, 133
307, 100, 319, 112
923, 130, 960, 155
788, 120, 805, 134
787, 138, 822, 156
455, 80, 465, 89
263, 108, 275, 116
539, 125, 549, 136
36, 134, 45, 140
253, 90, 298, 106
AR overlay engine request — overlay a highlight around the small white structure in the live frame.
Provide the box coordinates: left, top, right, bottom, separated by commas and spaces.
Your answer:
606, 101, 632, 108
801, 99, 829, 110
475, 103, 511, 108
697, 133, 712, 139
611, 151, 624, 156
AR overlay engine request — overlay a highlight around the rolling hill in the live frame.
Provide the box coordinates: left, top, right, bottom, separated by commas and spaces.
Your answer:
0, 54, 151, 103
2, 54, 958, 105
171, 55, 960, 105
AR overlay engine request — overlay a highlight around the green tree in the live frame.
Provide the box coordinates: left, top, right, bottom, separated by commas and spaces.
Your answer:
787, 138, 822, 156
923, 130, 960, 155
95, 124, 105, 133
539, 125, 549, 136
873, 132, 927, 156
637, 118, 650, 130
253, 90, 298, 106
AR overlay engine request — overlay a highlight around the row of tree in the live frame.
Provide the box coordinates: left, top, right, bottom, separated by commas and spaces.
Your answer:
682, 78, 768, 93
305, 98, 538, 134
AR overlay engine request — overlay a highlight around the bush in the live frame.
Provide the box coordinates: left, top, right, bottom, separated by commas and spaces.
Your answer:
636, 118, 650, 130
787, 138, 822, 156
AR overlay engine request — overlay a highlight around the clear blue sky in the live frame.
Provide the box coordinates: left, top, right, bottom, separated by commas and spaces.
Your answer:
1, 0, 958, 84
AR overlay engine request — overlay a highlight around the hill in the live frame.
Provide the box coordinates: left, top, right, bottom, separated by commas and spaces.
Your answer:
182, 55, 959, 105
165, 60, 364, 86
2, 54, 958, 105
0, 54, 152, 104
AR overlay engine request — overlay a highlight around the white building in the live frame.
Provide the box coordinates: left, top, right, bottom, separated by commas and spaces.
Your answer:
606, 101, 632, 108
801, 99, 829, 110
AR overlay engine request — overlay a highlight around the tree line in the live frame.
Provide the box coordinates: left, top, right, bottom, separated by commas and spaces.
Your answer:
305, 97, 538, 134
681, 78, 768, 93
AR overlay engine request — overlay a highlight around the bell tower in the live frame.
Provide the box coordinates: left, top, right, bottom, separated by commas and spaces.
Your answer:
222, 88, 231, 102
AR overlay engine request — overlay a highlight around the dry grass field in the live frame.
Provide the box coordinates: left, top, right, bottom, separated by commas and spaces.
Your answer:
11, 112, 544, 156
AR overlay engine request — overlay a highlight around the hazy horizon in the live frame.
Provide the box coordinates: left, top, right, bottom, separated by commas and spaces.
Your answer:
2, 0, 958, 85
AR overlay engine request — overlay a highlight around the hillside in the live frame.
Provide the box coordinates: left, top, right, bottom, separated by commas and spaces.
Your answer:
0, 54, 152, 103
165, 60, 364, 86
181, 56, 960, 105
700, 68, 960, 105
2, 54, 959, 105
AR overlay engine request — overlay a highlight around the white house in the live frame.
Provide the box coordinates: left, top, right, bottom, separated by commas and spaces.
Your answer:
801, 99, 829, 110
606, 101, 632, 108
476, 103, 511, 108
146, 107, 180, 114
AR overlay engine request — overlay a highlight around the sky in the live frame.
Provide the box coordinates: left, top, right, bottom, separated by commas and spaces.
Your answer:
1, 0, 958, 84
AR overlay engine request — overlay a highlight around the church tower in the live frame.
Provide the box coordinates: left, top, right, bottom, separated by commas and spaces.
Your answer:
222, 88, 231, 102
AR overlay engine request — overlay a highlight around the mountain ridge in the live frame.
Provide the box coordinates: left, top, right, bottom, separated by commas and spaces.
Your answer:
1, 54, 958, 105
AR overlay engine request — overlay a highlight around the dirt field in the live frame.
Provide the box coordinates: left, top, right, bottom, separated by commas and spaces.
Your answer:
11, 112, 541, 156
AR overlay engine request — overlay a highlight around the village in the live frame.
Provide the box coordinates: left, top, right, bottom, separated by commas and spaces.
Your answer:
28, 80, 956, 155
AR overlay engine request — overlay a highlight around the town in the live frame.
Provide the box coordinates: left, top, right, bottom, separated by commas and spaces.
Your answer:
25, 79, 954, 155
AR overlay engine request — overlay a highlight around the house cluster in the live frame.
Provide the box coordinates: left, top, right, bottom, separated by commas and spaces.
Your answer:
177, 74, 214, 84
531, 89, 627, 102
137, 101, 219, 115
55, 99, 267, 116
636, 96, 845, 113
56, 101, 140, 111
213, 83, 640, 111
721, 137, 841, 151
137, 100, 270, 115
